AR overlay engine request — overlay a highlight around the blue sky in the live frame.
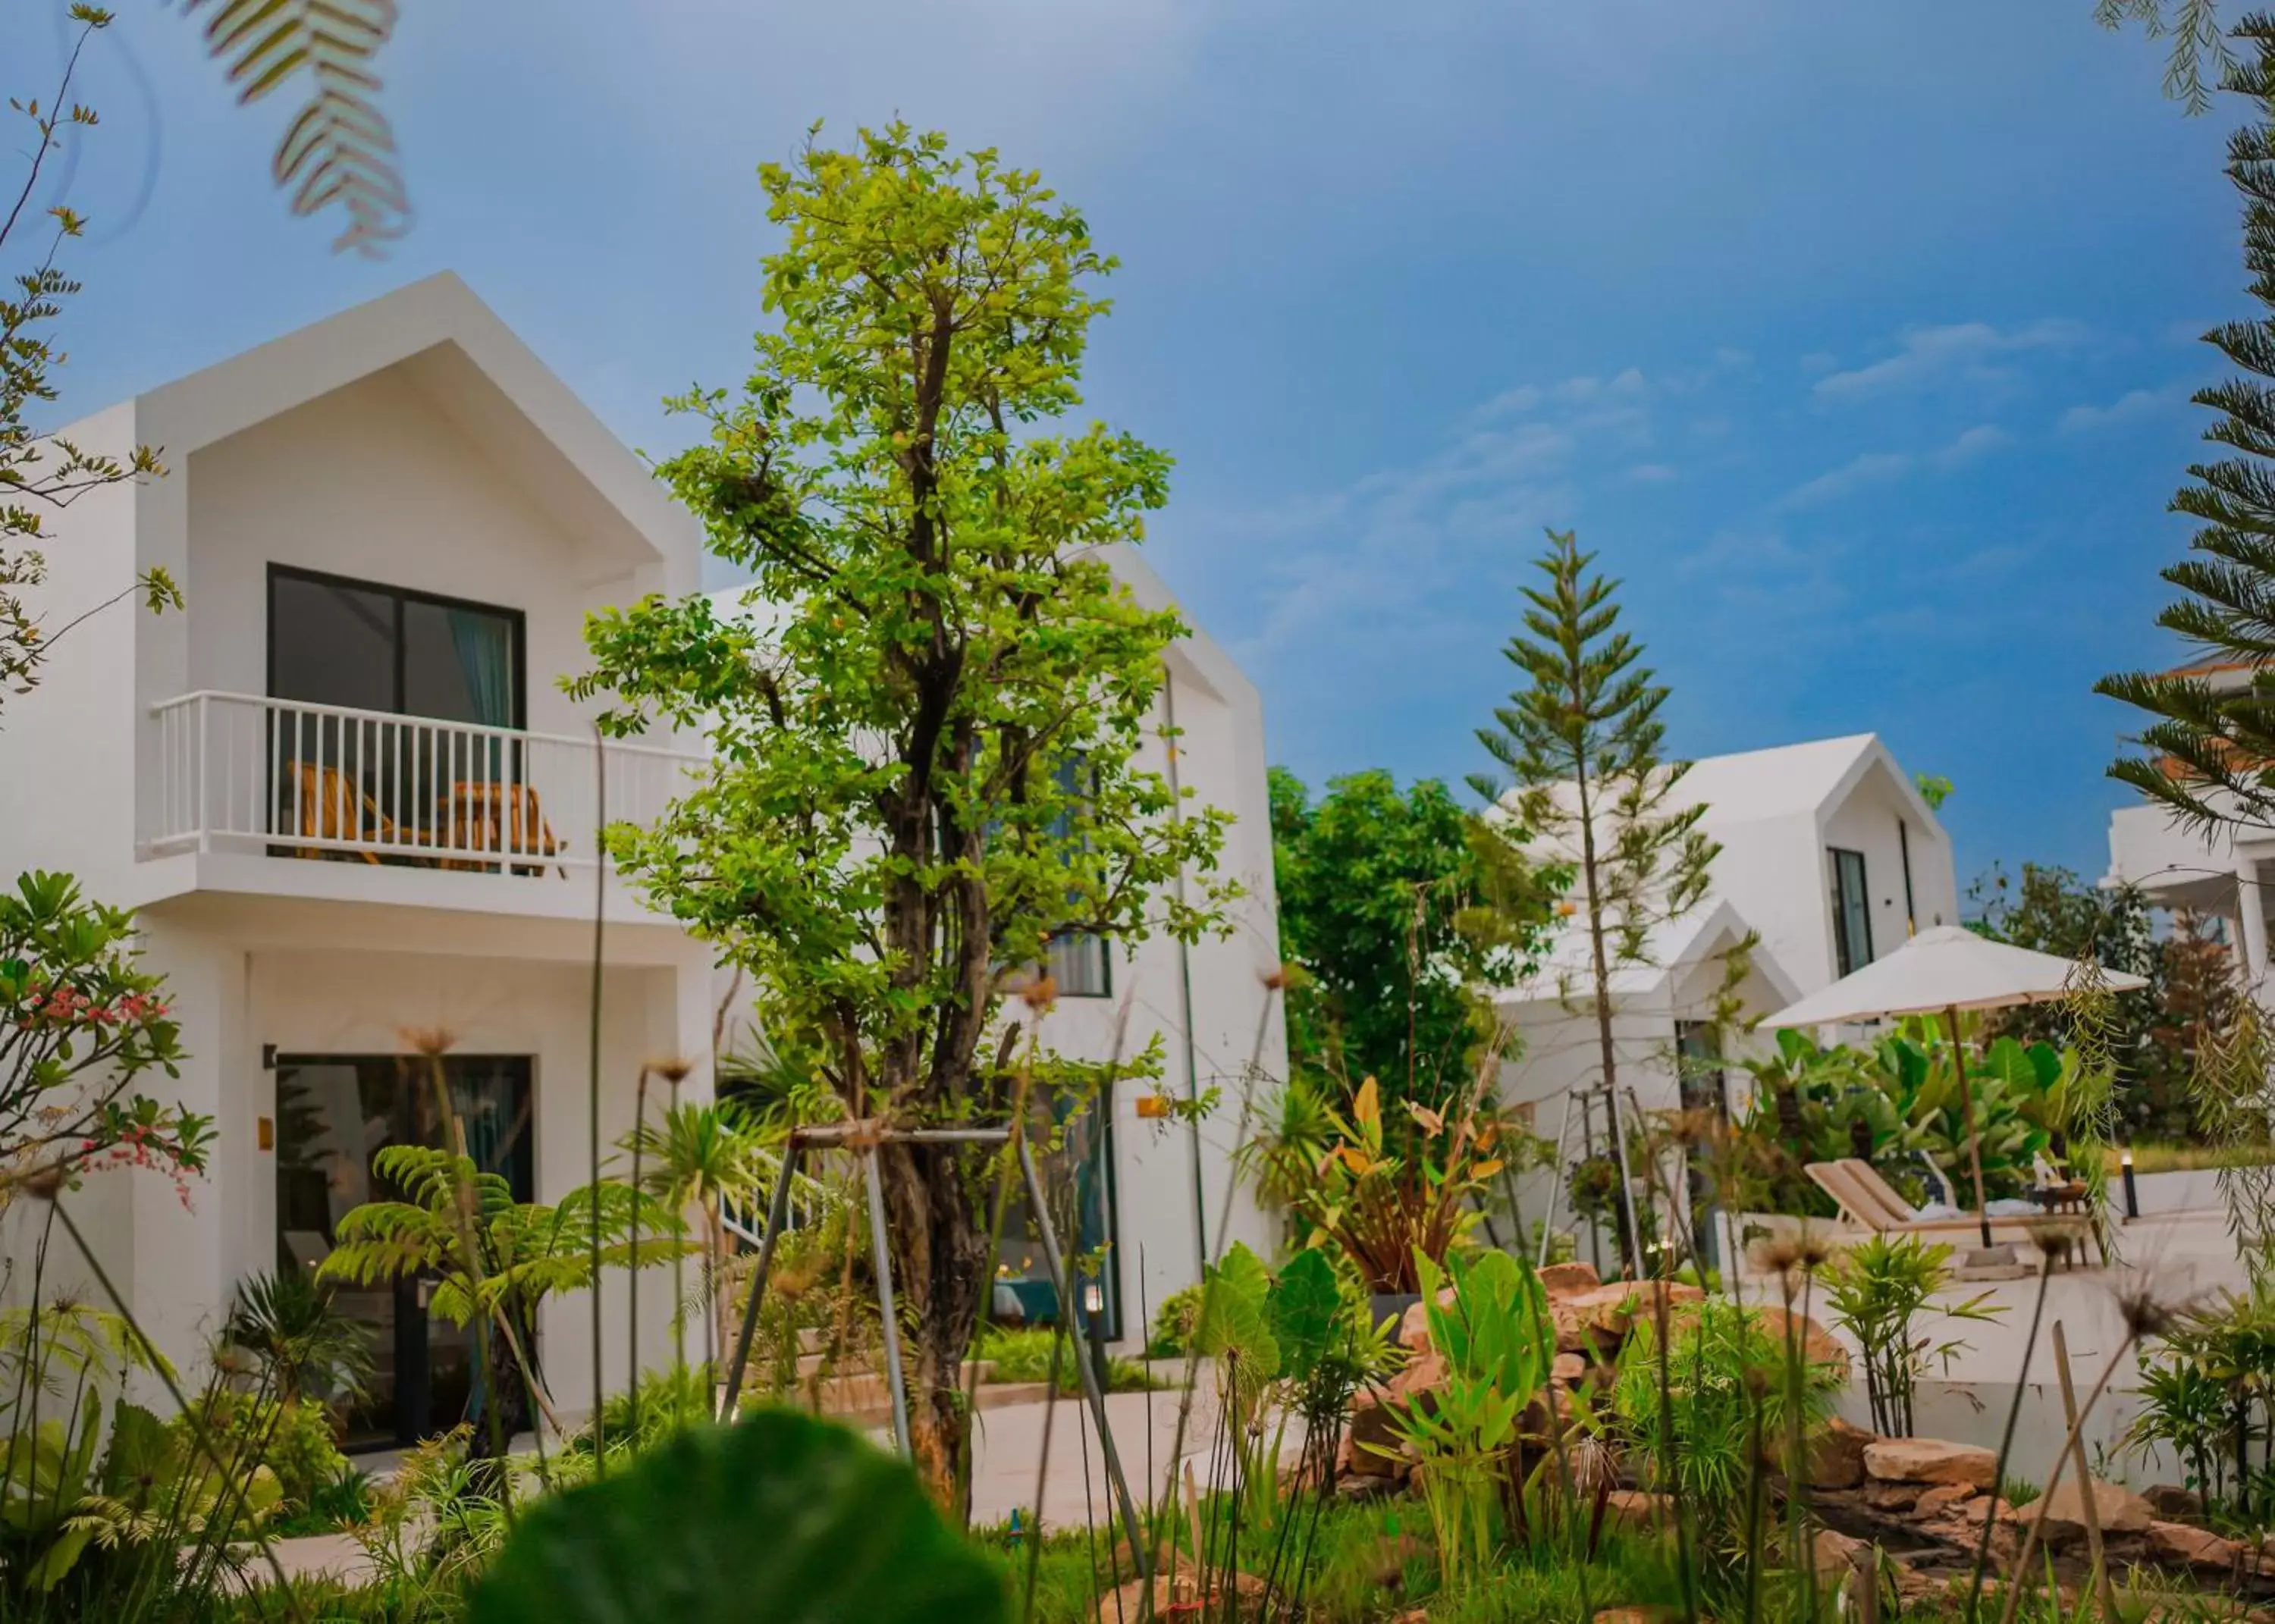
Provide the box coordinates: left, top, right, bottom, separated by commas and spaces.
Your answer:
11, 0, 2249, 892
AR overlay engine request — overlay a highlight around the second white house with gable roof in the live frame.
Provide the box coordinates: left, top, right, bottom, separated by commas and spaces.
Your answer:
1493, 734, 1958, 1257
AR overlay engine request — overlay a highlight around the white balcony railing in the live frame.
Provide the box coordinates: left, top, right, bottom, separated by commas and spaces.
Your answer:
142, 691, 704, 873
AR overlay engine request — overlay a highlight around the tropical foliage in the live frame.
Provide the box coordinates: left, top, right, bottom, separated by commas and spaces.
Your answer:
1732, 1021, 2100, 1214
1245, 1074, 1508, 1292
1268, 767, 1559, 1113
317, 1145, 690, 1449
1819, 1235, 2002, 1438
0, 870, 205, 1204
1373, 1246, 1552, 1590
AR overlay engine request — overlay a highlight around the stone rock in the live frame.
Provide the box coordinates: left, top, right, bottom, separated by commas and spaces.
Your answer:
1782, 1415, 1874, 1491
1095, 1569, 1268, 1623
1604, 1489, 1675, 1532
1862, 1437, 1999, 1490
1390, 1350, 1447, 1403
1808, 1527, 1866, 1575
1913, 1482, 1979, 1519
2146, 1519, 2240, 1571
1539, 1260, 1602, 1296
1342, 1393, 1405, 1477
1747, 1304, 1852, 1381
1395, 1291, 1453, 1354
1863, 1479, 1923, 1513
1552, 1352, 1589, 1384
1562, 1281, 1707, 1340
2144, 1484, 2204, 1522
2036, 1477, 2153, 1547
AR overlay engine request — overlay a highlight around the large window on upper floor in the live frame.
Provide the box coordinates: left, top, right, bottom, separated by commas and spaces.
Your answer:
1829, 846, 1873, 977
268, 566, 523, 729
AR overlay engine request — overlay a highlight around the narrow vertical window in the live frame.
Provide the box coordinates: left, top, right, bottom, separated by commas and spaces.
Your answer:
1829, 847, 1873, 977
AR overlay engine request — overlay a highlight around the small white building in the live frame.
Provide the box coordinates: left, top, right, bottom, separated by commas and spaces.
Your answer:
2, 274, 1279, 1441
1495, 733, 1960, 1139
2104, 657, 2265, 997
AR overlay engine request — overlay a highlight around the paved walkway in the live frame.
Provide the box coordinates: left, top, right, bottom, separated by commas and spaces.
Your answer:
268, 1381, 1258, 1582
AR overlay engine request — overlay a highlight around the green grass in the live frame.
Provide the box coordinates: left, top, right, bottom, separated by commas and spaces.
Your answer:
976, 1326, 1163, 1394
2109, 1140, 2275, 1174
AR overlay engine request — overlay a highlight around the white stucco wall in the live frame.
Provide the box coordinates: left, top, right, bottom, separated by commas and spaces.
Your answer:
179, 363, 654, 738
1816, 760, 1958, 973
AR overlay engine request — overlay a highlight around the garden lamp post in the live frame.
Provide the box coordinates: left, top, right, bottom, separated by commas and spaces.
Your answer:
1765, 926, 2145, 1260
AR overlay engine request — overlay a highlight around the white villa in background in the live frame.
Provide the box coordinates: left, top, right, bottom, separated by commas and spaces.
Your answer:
0, 274, 1279, 1444
1495, 732, 1960, 1139
2104, 657, 2270, 996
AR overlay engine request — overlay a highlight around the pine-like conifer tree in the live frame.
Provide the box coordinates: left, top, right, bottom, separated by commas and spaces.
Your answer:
1471, 530, 1718, 1278
2102, 16, 2275, 834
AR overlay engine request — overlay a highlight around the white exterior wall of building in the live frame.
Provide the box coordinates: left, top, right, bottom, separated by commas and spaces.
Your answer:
5, 274, 1285, 1393
1, 277, 718, 1419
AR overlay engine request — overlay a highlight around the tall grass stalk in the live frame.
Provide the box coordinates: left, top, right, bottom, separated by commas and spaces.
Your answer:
1991, 1323, 2148, 1624
1963, 1251, 2056, 1624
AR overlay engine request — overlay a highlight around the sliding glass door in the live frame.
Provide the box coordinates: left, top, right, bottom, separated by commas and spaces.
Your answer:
273, 1055, 535, 1448
266, 567, 524, 857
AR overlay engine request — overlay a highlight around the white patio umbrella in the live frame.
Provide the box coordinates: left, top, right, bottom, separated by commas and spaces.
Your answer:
1764, 925, 2148, 1249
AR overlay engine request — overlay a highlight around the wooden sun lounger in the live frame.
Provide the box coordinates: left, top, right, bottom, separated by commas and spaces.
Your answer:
1837, 1158, 2102, 1266
1801, 1162, 2091, 1262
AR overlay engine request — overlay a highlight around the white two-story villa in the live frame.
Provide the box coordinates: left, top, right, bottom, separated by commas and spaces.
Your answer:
0, 275, 1280, 1442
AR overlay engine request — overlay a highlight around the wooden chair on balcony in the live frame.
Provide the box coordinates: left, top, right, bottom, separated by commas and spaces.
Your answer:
285, 763, 423, 863
443, 780, 566, 877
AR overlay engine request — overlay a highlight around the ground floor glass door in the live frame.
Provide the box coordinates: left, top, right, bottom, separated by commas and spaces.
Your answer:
273, 1054, 535, 1449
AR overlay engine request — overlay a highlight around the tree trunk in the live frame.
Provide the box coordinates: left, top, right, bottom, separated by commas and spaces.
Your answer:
877, 1139, 987, 1519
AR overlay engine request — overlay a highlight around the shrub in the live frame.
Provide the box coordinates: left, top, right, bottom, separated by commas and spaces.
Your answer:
175, 1390, 347, 1511
974, 1326, 1156, 1394
1821, 1234, 2001, 1437
1610, 1296, 1840, 1523
1147, 1283, 1203, 1357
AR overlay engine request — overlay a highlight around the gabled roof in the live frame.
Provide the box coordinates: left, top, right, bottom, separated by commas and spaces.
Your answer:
1677, 734, 1875, 826
1493, 895, 1804, 1012
127, 272, 699, 578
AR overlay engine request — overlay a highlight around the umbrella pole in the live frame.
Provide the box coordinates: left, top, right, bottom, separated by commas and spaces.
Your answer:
1944, 1003, 1993, 1250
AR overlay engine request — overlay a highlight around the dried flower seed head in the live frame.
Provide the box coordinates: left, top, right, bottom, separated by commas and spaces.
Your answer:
399, 1026, 456, 1059
1261, 963, 1291, 992
1018, 975, 1059, 1015
1668, 1108, 1718, 1151
2115, 1282, 2177, 1345
1752, 1235, 1805, 1277
2027, 1222, 2077, 1268
1792, 1225, 1835, 1273
648, 1057, 695, 1085
20, 1162, 64, 1202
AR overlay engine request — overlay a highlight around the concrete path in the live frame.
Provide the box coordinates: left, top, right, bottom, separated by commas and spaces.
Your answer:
266, 1379, 1264, 1583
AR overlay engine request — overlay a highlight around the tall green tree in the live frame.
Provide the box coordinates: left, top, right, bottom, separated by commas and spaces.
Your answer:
1471, 529, 1718, 1275
1268, 767, 1554, 1111
2101, 18, 2275, 831
2098, 0, 2236, 113
576, 126, 1235, 1508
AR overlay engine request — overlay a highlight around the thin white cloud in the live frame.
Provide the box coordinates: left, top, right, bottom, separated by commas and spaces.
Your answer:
1800, 352, 1839, 375
2057, 385, 2188, 434
1813, 318, 2088, 402
1774, 450, 1912, 511
1933, 424, 2009, 467
1626, 462, 1679, 483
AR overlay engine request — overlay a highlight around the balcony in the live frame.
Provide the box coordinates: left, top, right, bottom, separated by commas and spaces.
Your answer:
141, 692, 702, 873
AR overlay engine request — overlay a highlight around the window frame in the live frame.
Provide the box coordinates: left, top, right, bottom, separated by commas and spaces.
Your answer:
266, 563, 529, 730
1828, 845, 1874, 978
